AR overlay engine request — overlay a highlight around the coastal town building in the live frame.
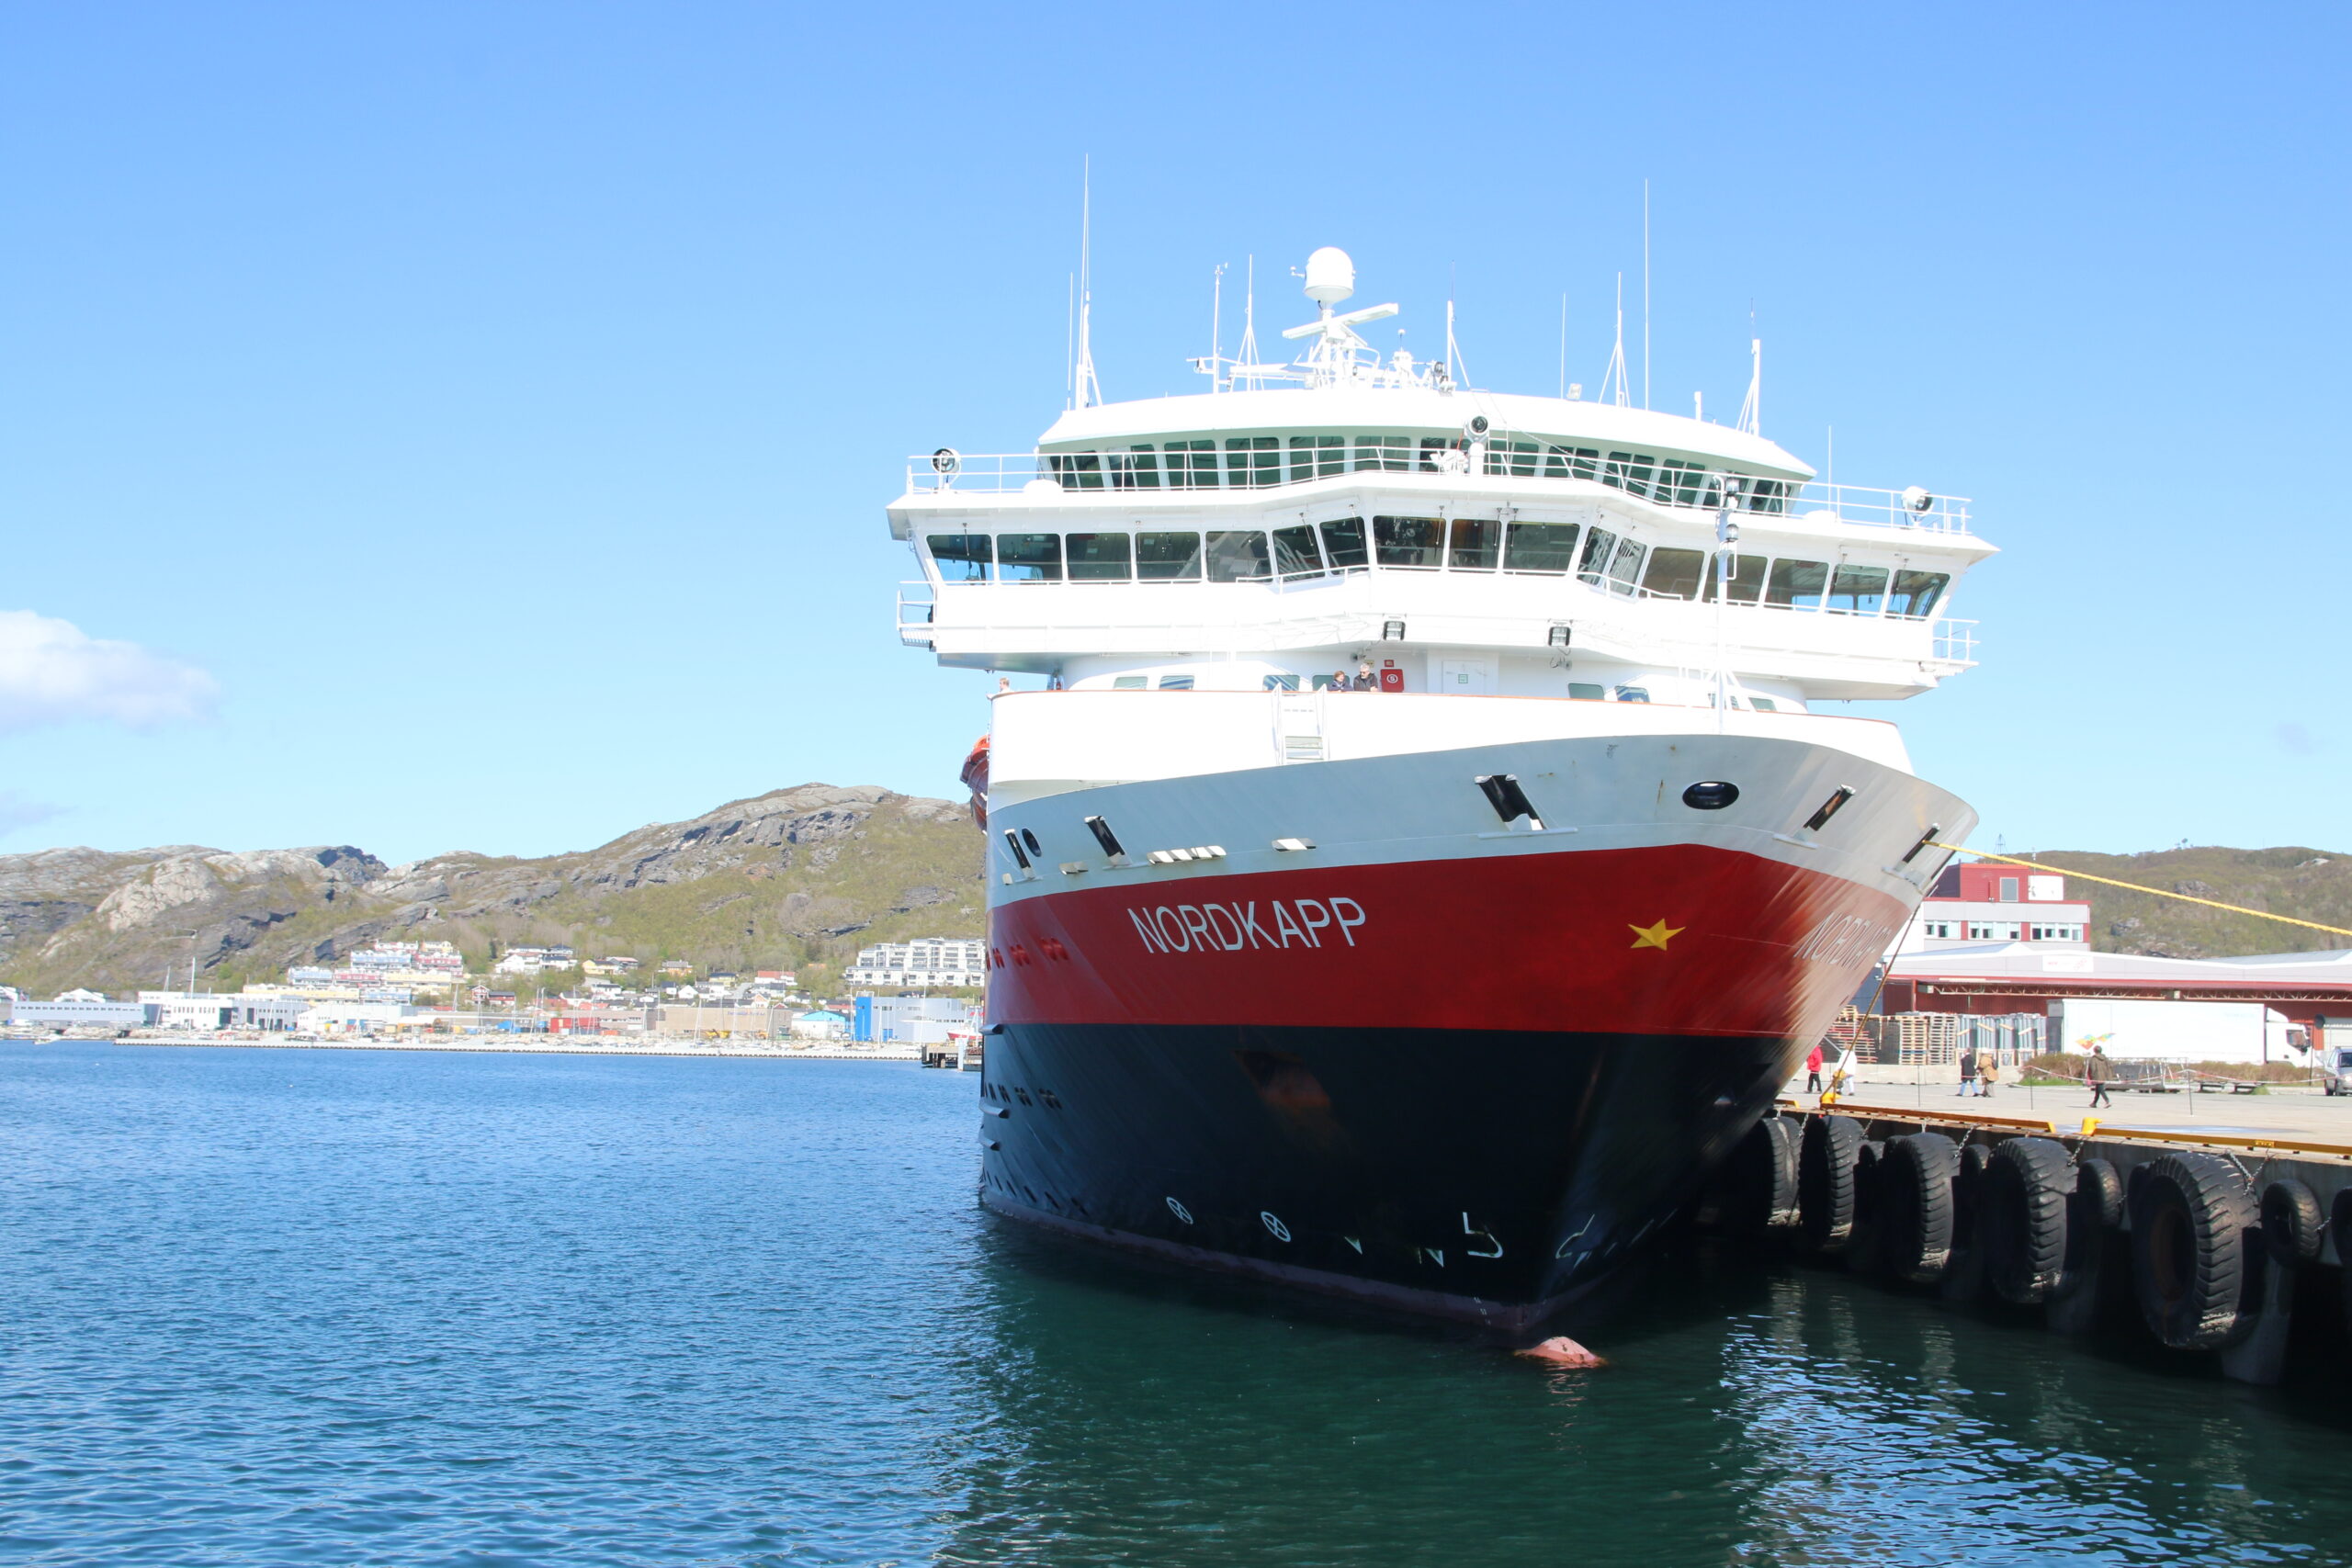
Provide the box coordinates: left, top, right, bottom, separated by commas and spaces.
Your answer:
1902, 863, 2091, 951
843, 938, 987, 989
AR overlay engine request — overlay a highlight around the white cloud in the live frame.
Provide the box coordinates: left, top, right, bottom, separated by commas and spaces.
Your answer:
0, 610, 218, 733
0, 791, 61, 836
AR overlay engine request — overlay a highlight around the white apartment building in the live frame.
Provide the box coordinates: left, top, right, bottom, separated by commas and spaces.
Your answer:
842, 938, 988, 988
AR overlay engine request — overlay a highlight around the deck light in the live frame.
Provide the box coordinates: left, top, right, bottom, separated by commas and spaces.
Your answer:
1903, 485, 1932, 513
1382, 620, 1407, 640
1547, 626, 1572, 648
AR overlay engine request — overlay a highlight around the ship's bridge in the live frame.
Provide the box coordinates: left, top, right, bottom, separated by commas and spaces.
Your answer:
885, 247, 1994, 708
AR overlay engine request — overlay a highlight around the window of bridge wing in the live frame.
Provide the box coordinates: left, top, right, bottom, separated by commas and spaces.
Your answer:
1204, 530, 1272, 582
1484, 439, 1540, 478
1136, 531, 1204, 581
1271, 525, 1326, 581
1887, 569, 1951, 618
1373, 515, 1444, 570
1602, 535, 1647, 594
1446, 518, 1499, 571
1226, 436, 1280, 489
1744, 479, 1790, 514
928, 534, 993, 582
1544, 446, 1601, 480
996, 534, 1063, 582
1354, 434, 1408, 472
1418, 437, 1457, 472
1765, 558, 1828, 609
1318, 516, 1369, 570
1049, 453, 1104, 490
1066, 533, 1133, 581
1504, 522, 1580, 574
1290, 434, 1345, 481
1639, 547, 1706, 600
1827, 564, 1890, 615
1577, 525, 1620, 585
1699, 554, 1770, 604
1162, 439, 1218, 489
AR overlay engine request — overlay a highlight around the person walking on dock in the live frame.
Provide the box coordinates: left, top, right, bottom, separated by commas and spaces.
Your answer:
1804, 1043, 1825, 1094
1957, 1043, 1978, 1096
2086, 1043, 2115, 1109
1979, 1054, 1999, 1100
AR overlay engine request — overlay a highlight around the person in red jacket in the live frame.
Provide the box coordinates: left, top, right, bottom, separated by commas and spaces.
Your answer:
1804, 1043, 1826, 1094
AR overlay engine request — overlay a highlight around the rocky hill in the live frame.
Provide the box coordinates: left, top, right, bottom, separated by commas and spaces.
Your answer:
0, 784, 984, 998
2017, 846, 2351, 959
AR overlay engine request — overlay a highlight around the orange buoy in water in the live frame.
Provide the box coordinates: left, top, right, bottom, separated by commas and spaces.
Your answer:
1514, 1335, 1605, 1369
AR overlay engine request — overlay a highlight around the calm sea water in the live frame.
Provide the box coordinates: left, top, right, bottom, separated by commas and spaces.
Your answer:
4, 1043, 2350, 1566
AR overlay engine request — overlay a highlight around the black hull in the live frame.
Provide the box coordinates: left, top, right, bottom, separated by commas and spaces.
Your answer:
978, 1022, 1795, 1332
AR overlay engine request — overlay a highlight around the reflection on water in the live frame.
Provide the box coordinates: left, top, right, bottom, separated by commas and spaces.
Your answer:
2, 1043, 2346, 1566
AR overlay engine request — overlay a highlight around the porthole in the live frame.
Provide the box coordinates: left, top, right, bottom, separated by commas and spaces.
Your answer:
1020, 827, 1043, 857
1166, 1196, 1194, 1224
1683, 781, 1740, 810
1261, 1211, 1292, 1242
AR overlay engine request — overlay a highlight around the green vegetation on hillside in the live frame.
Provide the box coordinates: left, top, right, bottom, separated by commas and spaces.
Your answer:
2015, 846, 2351, 958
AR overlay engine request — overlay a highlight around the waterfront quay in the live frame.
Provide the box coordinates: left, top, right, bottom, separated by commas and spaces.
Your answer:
1741, 1069, 2352, 1389
63, 1029, 923, 1062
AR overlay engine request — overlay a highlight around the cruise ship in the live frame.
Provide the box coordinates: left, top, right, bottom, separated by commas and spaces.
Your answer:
888, 248, 1987, 1333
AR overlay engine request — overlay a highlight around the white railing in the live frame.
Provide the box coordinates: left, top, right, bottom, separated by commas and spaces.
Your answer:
903, 450, 1972, 534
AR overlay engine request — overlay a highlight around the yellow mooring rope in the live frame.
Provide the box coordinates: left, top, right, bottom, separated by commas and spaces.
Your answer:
1928, 843, 2352, 942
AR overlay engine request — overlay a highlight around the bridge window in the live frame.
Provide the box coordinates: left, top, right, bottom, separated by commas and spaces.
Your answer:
1745, 479, 1790, 514
1577, 526, 1619, 585
1048, 453, 1104, 489
1485, 440, 1540, 477
1067, 533, 1133, 581
1698, 553, 1770, 604
997, 534, 1063, 582
1163, 440, 1218, 489
1226, 436, 1280, 489
1659, 459, 1718, 508
1137, 531, 1204, 581
1602, 451, 1660, 500
1579, 531, 1646, 594
928, 534, 992, 582
1504, 522, 1580, 574
1205, 530, 1271, 581
1373, 515, 1444, 570
1354, 435, 1408, 472
1827, 565, 1890, 615
1107, 447, 1160, 489
1641, 547, 1707, 600
1318, 516, 1368, 570
1272, 525, 1325, 580
1888, 569, 1951, 618
1418, 436, 1457, 472
1546, 445, 1601, 480
1766, 558, 1828, 609
1290, 434, 1345, 480
1447, 519, 1499, 571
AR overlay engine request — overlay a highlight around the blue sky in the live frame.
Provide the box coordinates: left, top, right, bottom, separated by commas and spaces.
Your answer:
2, 2, 2343, 863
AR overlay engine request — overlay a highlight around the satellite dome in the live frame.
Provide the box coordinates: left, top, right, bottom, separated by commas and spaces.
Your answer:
1303, 247, 1355, 307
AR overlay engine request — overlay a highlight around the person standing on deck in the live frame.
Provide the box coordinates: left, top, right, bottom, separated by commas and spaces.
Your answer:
2086, 1043, 2115, 1108
1957, 1043, 1978, 1097
1804, 1043, 1825, 1094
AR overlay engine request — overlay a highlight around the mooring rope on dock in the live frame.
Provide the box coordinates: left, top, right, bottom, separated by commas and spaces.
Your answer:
1928, 843, 2352, 941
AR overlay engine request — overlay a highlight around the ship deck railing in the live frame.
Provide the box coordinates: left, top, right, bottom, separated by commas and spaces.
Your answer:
903, 452, 1973, 536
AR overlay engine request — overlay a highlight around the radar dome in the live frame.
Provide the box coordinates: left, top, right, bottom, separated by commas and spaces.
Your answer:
1303, 247, 1355, 307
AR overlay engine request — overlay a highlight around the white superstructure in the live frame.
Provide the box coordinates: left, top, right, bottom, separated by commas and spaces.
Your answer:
893, 248, 1991, 748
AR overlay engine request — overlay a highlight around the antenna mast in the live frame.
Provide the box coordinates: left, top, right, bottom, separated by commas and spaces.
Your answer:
1736, 337, 1761, 435
1641, 179, 1651, 411
1072, 157, 1101, 410
1601, 273, 1630, 407
1234, 255, 1262, 391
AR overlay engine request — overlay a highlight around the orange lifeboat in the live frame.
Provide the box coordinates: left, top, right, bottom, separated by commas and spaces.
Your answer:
959, 734, 989, 829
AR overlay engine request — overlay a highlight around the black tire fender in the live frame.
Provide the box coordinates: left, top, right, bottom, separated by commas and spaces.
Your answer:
2077, 1158, 2124, 1233
2130, 1151, 2257, 1350
1713, 1114, 1801, 1234
1849, 1139, 1890, 1274
1983, 1136, 2072, 1304
1800, 1114, 1864, 1254
1880, 1132, 1959, 1283
2261, 1179, 2324, 1267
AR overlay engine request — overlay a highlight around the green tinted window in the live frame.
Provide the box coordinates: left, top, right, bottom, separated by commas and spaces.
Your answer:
1504, 522, 1580, 574
1066, 533, 1132, 581
1318, 516, 1368, 570
1137, 532, 1203, 580
1447, 518, 1499, 571
1289, 434, 1345, 481
1354, 435, 1408, 472
1828, 565, 1890, 615
1205, 531, 1271, 582
1109, 446, 1159, 490
1226, 435, 1280, 489
1641, 547, 1706, 600
1162, 439, 1217, 489
1568, 682, 1605, 700
1700, 554, 1770, 604
1373, 515, 1443, 569
928, 534, 991, 582
1766, 558, 1828, 607
996, 534, 1062, 582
